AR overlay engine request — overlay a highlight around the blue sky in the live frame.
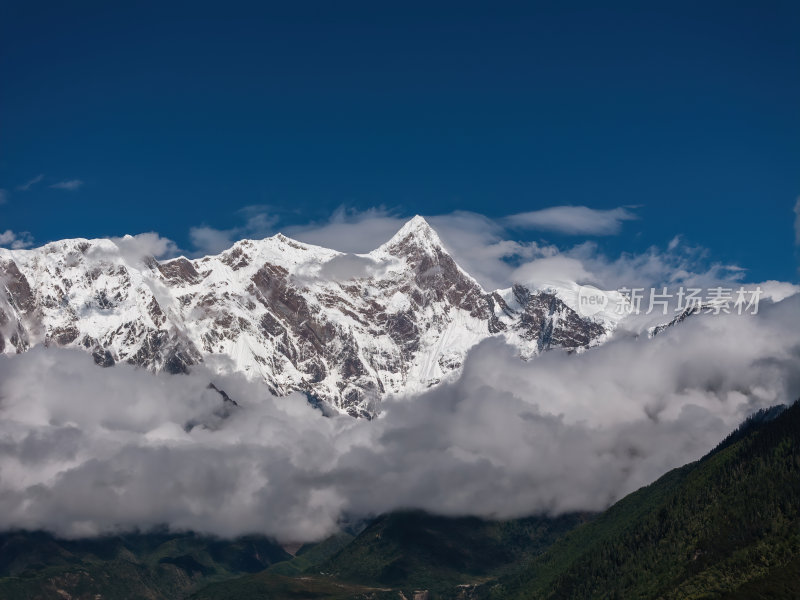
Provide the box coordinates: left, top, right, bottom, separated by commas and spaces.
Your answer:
1, 1, 799, 282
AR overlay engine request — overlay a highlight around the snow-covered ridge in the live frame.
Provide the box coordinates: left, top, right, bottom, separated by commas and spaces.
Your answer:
0, 217, 618, 416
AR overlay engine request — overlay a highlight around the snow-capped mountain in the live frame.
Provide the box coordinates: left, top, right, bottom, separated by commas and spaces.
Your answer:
0, 216, 616, 416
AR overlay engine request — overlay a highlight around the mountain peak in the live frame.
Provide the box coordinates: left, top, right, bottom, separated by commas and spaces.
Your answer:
403, 214, 433, 231
376, 215, 444, 254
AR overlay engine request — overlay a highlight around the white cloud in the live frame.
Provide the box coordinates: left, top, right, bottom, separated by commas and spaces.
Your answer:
279, 207, 556, 289
189, 206, 279, 256
282, 206, 407, 253
200, 205, 762, 296
16, 174, 44, 192
0, 295, 797, 541
554, 238, 746, 291
287, 207, 753, 293
281, 207, 549, 289
189, 226, 238, 255
505, 205, 638, 235
110, 233, 180, 264
50, 179, 84, 191
0, 229, 34, 249
426, 211, 556, 290
189, 206, 546, 289
511, 253, 594, 288
315, 253, 386, 281
756, 280, 800, 303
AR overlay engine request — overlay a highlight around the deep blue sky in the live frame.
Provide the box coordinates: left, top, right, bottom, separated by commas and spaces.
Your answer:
1, 1, 799, 281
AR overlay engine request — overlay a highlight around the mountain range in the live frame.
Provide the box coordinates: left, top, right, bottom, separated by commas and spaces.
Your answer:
0, 217, 619, 416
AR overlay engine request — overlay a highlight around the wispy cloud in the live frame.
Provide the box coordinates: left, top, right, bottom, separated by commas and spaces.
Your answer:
0, 189, 7, 205
282, 206, 406, 252
0, 229, 34, 249
50, 179, 84, 191
189, 205, 279, 255
189, 226, 240, 256
505, 205, 639, 235
16, 174, 44, 191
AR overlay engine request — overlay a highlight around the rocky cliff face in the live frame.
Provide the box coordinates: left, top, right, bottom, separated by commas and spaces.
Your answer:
0, 217, 613, 416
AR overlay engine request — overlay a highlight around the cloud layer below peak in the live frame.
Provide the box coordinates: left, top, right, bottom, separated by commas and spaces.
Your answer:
1, 295, 798, 542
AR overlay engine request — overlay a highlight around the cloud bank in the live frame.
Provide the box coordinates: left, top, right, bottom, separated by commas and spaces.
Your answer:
0, 296, 798, 542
